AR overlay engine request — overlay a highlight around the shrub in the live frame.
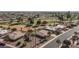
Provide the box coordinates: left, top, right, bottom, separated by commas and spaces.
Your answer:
11, 28, 17, 32
36, 20, 41, 25
42, 21, 48, 25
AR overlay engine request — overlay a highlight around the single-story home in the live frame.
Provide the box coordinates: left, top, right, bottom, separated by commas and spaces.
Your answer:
45, 26, 57, 32
0, 28, 9, 35
55, 24, 66, 29
36, 30, 49, 39
8, 31, 25, 41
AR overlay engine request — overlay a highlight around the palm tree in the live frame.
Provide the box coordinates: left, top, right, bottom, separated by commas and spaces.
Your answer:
66, 12, 75, 27
69, 17, 73, 26
27, 29, 33, 47
7, 18, 13, 29
57, 15, 64, 23
16, 15, 23, 23
66, 11, 71, 21
27, 29, 33, 35
27, 29, 33, 40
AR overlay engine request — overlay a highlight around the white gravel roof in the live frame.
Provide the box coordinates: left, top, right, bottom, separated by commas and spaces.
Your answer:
0, 28, 9, 35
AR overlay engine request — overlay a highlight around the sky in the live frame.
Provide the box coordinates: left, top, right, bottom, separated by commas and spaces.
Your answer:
0, 0, 79, 11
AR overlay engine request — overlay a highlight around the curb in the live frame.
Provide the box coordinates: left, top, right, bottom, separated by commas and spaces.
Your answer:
39, 29, 73, 48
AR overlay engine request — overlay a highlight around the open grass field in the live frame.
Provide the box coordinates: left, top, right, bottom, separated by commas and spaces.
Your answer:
33, 17, 60, 25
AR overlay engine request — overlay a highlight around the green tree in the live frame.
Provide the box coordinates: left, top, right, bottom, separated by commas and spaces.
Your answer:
11, 28, 17, 32
42, 21, 48, 25
36, 19, 41, 25
28, 17, 34, 25
9, 18, 14, 25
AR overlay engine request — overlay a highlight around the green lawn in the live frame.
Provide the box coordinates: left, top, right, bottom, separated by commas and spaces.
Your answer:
33, 17, 60, 25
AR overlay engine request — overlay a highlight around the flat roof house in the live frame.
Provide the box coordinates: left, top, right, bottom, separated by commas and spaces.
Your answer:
36, 30, 49, 39
8, 31, 25, 41
0, 28, 9, 36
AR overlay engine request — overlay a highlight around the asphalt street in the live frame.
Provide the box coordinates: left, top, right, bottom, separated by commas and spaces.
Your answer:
43, 26, 79, 48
